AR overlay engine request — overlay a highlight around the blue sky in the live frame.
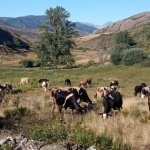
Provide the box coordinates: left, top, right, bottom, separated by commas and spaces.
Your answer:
0, 0, 150, 25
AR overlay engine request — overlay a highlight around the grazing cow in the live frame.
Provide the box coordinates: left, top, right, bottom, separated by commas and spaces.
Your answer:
101, 91, 123, 119
134, 83, 147, 96
0, 87, 5, 103
42, 81, 49, 92
3, 84, 12, 94
141, 87, 150, 119
95, 87, 111, 99
78, 78, 92, 88
20, 78, 29, 85
110, 80, 119, 88
65, 79, 71, 87
38, 79, 49, 86
0, 85, 5, 91
51, 87, 94, 115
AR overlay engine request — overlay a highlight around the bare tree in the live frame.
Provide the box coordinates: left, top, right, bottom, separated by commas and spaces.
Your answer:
94, 42, 109, 66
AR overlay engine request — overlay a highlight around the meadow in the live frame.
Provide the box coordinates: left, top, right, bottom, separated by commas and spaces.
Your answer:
0, 64, 150, 149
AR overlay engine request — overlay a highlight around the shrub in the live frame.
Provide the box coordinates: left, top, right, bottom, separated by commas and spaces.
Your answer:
88, 60, 95, 67
141, 59, 150, 67
4, 107, 27, 119
110, 43, 129, 65
34, 60, 41, 67
19, 59, 34, 68
123, 48, 148, 66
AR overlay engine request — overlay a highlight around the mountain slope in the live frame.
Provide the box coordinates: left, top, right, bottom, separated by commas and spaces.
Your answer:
0, 15, 98, 36
93, 11, 150, 34
0, 28, 31, 51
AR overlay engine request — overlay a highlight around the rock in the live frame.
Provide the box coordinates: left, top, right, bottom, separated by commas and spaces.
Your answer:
40, 143, 67, 150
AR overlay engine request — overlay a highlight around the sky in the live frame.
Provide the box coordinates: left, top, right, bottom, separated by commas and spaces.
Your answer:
0, 0, 150, 25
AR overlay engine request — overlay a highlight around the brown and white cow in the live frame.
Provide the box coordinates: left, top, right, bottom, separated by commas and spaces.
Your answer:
78, 78, 92, 88
95, 86, 111, 99
20, 78, 29, 85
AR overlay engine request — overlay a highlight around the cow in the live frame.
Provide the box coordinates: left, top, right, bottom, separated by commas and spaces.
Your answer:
38, 79, 49, 86
110, 80, 119, 88
0, 85, 5, 91
65, 79, 71, 87
134, 83, 147, 96
0, 86, 5, 103
42, 81, 49, 91
95, 86, 111, 99
50, 87, 94, 116
141, 87, 150, 119
78, 78, 92, 88
3, 84, 13, 94
20, 78, 29, 85
99, 91, 123, 119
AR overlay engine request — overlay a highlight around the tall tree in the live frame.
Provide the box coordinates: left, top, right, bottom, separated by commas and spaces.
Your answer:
115, 31, 136, 46
34, 6, 79, 67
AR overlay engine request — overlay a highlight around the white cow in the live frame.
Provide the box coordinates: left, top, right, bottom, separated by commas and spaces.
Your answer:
42, 81, 48, 91
20, 78, 29, 85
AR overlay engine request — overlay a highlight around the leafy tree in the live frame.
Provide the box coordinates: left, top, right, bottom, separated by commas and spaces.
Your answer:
116, 31, 136, 46
110, 43, 130, 65
123, 48, 148, 65
34, 6, 79, 67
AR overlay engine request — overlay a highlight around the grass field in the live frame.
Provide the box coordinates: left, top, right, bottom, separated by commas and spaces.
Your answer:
0, 64, 150, 149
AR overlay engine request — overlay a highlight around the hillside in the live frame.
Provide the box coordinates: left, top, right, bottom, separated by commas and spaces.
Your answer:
93, 11, 150, 34
0, 28, 31, 49
75, 23, 150, 52
0, 15, 98, 36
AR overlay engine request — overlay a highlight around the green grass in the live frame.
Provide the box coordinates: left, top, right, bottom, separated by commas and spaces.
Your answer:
0, 64, 149, 98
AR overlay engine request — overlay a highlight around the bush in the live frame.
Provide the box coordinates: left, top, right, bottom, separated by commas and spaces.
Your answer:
123, 48, 148, 66
34, 60, 41, 67
141, 59, 150, 67
19, 59, 34, 68
88, 60, 95, 67
27, 118, 131, 149
110, 43, 129, 65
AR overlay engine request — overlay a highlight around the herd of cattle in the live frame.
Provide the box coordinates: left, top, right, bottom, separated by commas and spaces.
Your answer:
0, 77, 150, 119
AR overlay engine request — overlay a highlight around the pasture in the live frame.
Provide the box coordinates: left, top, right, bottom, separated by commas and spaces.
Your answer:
0, 65, 150, 149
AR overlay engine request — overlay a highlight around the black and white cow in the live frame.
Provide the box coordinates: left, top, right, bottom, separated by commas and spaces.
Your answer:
141, 87, 150, 119
0, 85, 5, 103
3, 84, 13, 94
110, 80, 119, 88
50, 87, 94, 116
38, 79, 49, 86
65, 79, 71, 87
101, 91, 123, 119
134, 83, 147, 96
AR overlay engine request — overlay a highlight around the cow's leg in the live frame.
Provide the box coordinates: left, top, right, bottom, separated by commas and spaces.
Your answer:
71, 109, 74, 120
148, 96, 150, 119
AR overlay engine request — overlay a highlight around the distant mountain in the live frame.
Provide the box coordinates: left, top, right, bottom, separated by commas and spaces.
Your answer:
0, 15, 97, 36
81, 21, 113, 29
93, 11, 150, 34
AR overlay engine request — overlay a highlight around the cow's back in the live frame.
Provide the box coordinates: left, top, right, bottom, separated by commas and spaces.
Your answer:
111, 91, 123, 109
